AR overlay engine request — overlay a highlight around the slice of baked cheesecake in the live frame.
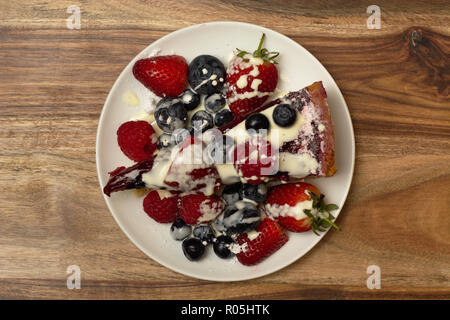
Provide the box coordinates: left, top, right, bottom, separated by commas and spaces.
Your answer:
104, 81, 336, 195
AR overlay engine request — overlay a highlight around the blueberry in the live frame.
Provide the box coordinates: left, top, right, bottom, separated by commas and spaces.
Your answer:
273, 104, 297, 127
245, 113, 270, 134
193, 225, 215, 244
154, 100, 187, 133
213, 213, 227, 233
223, 202, 261, 234
188, 55, 226, 95
191, 110, 214, 133
240, 183, 267, 203
157, 133, 173, 149
205, 93, 226, 113
168, 101, 188, 119
214, 109, 235, 127
206, 135, 234, 164
178, 89, 200, 111
156, 97, 175, 110
182, 237, 205, 261
213, 235, 234, 259
222, 182, 243, 206
170, 218, 192, 241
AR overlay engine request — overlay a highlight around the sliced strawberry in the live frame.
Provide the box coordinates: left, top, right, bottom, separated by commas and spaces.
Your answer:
164, 135, 221, 195
236, 217, 288, 266
179, 193, 225, 225
226, 34, 278, 120
117, 120, 157, 162
133, 55, 188, 97
233, 136, 278, 185
265, 182, 340, 234
143, 190, 179, 223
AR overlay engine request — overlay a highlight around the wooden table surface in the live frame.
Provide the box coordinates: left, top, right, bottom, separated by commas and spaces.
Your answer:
0, 0, 449, 300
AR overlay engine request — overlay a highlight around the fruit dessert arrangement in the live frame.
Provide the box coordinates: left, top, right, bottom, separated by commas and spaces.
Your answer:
103, 34, 340, 266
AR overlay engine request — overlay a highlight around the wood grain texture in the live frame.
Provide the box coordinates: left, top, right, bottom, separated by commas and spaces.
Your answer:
0, 0, 449, 299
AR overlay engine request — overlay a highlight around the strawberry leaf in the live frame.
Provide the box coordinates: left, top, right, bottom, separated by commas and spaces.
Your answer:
303, 192, 341, 236
236, 33, 279, 64
325, 204, 339, 212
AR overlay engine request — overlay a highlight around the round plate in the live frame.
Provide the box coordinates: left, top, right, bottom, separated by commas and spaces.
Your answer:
96, 21, 355, 281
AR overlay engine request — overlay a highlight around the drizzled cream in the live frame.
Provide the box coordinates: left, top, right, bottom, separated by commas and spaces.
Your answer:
265, 190, 314, 220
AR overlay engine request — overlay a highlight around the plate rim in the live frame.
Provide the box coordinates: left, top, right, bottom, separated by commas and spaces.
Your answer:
95, 21, 356, 282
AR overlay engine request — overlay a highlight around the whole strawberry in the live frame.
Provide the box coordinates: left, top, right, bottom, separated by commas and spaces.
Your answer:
179, 193, 225, 225
226, 34, 278, 120
117, 120, 157, 162
264, 182, 340, 234
133, 55, 188, 97
143, 190, 180, 223
236, 217, 288, 266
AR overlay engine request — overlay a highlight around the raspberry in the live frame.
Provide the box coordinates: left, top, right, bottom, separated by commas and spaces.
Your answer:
117, 121, 157, 162
180, 193, 225, 225
143, 190, 179, 223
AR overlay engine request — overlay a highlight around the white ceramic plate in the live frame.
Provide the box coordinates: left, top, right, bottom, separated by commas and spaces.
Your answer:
96, 21, 355, 281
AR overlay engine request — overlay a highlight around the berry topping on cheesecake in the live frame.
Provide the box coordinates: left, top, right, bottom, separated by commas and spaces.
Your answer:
233, 136, 278, 185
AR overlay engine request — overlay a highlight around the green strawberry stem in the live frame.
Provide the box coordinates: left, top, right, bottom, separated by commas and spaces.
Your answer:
254, 33, 266, 57
323, 217, 340, 231
236, 33, 279, 63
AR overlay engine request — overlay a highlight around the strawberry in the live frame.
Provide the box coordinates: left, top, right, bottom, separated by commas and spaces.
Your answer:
264, 182, 340, 234
133, 55, 188, 97
233, 135, 278, 185
179, 193, 225, 225
164, 135, 221, 195
236, 217, 288, 266
143, 190, 179, 223
226, 33, 278, 120
117, 121, 157, 162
